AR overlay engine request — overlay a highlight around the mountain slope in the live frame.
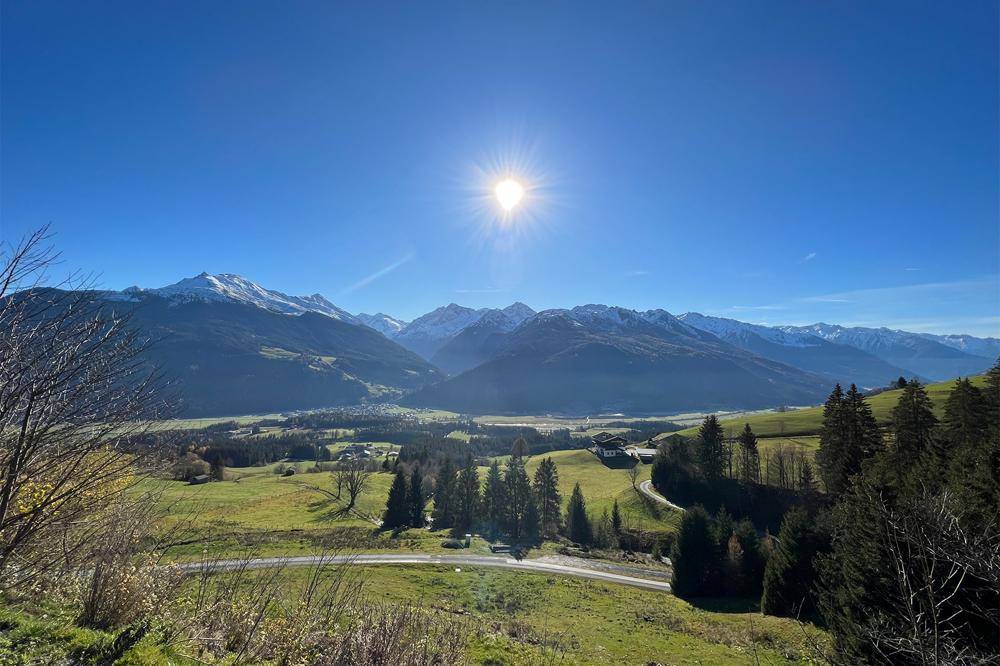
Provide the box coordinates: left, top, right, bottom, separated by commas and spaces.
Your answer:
394, 302, 535, 359
781, 323, 992, 380
406, 310, 830, 414
121, 272, 359, 322
356, 312, 408, 337
678, 312, 919, 388
118, 295, 440, 416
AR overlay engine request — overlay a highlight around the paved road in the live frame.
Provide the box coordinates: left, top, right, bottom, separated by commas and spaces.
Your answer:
177, 553, 672, 593
638, 480, 686, 512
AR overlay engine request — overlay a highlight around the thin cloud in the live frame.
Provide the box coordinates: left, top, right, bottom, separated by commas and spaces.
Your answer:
339, 252, 414, 295
905, 267, 921, 272
797, 252, 817, 264
626, 269, 650, 277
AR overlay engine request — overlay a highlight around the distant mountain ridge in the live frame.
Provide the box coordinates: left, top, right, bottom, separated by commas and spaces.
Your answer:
85, 272, 996, 415
405, 307, 831, 414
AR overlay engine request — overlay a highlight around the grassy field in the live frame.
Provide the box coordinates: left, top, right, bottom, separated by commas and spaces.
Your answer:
668, 375, 986, 439
143, 444, 679, 561
526, 449, 680, 532
259, 565, 827, 664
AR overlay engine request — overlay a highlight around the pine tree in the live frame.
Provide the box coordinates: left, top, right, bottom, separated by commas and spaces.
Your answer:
532, 457, 562, 537
382, 469, 410, 529
407, 466, 426, 528
734, 519, 765, 596
522, 494, 540, 544
816, 384, 847, 494
737, 423, 760, 486
942, 378, 989, 451
503, 459, 533, 540
565, 482, 593, 546
798, 461, 817, 496
482, 460, 507, 538
697, 415, 726, 482
888, 379, 937, 489
670, 506, 720, 597
454, 455, 481, 532
942, 377, 998, 526
845, 383, 882, 463
431, 456, 457, 530
761, 507, 824, 617
610, 499, 622, 535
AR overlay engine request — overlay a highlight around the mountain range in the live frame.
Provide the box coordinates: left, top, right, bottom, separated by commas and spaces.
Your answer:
66, 272, 996, 416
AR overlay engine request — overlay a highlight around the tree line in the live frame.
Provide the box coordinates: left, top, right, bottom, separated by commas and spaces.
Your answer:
668, 365, 1000, 663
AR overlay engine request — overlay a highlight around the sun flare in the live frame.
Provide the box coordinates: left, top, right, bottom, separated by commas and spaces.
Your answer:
495, 179, 525, 211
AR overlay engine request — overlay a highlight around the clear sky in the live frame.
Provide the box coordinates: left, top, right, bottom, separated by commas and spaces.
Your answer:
2, 1, 998, 335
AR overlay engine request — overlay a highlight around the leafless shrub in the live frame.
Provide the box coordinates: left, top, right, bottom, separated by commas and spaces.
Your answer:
0, 227, 173, 593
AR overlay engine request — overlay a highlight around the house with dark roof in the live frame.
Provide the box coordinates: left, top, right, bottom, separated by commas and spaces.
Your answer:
591, 432, 628, 459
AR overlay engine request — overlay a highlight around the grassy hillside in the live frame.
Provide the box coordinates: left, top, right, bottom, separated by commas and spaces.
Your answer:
667, 375, 986, 439
143, 445, 678, 560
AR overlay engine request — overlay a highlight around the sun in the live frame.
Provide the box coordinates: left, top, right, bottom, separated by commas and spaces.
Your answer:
495, 178, 525, 211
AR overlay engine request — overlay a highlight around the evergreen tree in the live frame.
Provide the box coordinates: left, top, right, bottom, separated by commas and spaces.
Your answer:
511, 436, 530, 459
798, 461, 817, 497
565, 482, 593, 546
888, 379, 937, 489
734, 519, 765, 596
481, 460, 507, 538
431, 456, 457, 530
382, 469, 410, 529
532, 457, 562, 537
845, 383, 883, 463
651, 437, 696, 502
454, 455, 481, 532
503, 459, 533, 540
670, 506, 720, 597
737, 423, 760, 486
610, 499, 622, 535
697, 415, 726, 482
816, 384, 848, 494
761, 507, 825, 617
407, 466, 426, 528
522, 493, 541, 544
817, 384, 881, 495
942, 378, 989, 451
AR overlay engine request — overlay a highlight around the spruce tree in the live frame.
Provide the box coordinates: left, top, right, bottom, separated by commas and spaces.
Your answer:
565, 482, 593, 546
734, 519, 764, 596
888, 379, 937, 489
845, 383, 882, 463
482, 460, 507, 538
532, 457, 562, 537
761, 507, 824, 617
697, 415, 726, 482
816, 384, 847, 494
670, 506, 720, 597
455, 455, 481, 532
431, 456, 457, 530
407, 466, 426, 528
522, 494, 541, 544
610, 499, 622, 535
737, 423, 760, 486
503, 459, 533, 540
382, 469, 409, 529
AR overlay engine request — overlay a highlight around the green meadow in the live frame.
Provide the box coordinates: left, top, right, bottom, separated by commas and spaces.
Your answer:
667, 375, 986, 439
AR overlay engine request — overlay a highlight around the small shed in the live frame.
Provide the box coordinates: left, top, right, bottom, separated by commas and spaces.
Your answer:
189, 474, 211, 485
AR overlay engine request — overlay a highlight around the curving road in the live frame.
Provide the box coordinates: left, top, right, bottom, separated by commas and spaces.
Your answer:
638, 480, 686, 512
176, 553, 672, 593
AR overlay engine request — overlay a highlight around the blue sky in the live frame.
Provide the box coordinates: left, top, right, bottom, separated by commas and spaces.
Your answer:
2, 1, 997, 334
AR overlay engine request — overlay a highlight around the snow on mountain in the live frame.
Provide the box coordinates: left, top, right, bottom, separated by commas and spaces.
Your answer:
125, 272, 359, 322
679, 313, 823, 348
501, 302, 536, 326
916, 333, 1000, 360
356, 312, 408, 337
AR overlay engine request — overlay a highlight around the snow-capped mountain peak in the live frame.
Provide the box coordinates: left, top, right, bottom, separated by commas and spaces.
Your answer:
356, 312, 408, 337
127, 273, 358, 322
680, 312, 822, 348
